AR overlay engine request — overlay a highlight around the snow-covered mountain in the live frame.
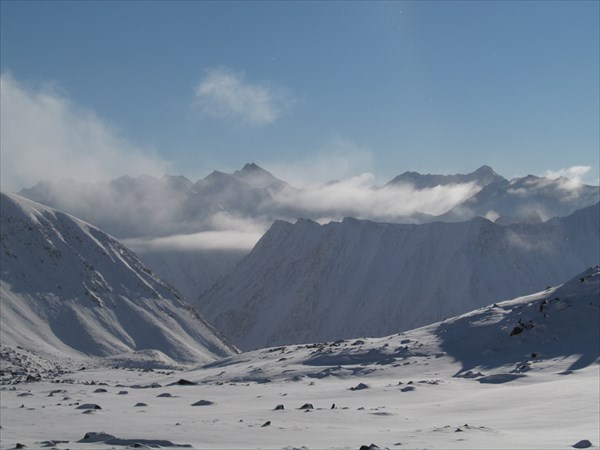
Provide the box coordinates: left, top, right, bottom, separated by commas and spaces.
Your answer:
199, 203, 600, 351
0, 192, 237, 366
232, 162, 290, 191
439, 174, 600, 223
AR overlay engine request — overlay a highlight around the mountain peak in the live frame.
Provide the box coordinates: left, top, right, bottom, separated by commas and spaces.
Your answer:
473, 165, 496, 175
234, 162, 272, 178
232, 163, 287, 190
240, 162, 262, 172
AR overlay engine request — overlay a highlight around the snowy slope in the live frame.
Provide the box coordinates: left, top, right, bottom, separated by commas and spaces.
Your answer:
0, 192, 237, 366
199, 266, 600, 381
199, 203, 600, 351
1, 269, 597, 449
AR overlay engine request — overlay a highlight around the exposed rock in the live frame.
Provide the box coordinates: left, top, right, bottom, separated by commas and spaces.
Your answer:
75, 403, 101, 410
572, 440, 593, 449
191, 400, 214, 406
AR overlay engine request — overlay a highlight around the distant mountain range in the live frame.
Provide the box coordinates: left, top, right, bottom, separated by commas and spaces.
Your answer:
439, 174, 600, 223
16, 164, 600, 300
22, 164, 599, 237
0, 192, 237, 366
198, 203, 600, 351
385, 164, 504, 189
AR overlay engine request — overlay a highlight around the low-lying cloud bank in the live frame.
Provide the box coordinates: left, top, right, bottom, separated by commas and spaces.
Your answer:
125, 230, 264, 253
124, 212, 267, 253
270, 174, 481, 220
15, 172, 484, 252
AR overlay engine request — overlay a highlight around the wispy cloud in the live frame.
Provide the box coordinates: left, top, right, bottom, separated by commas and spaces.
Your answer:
264, 136, 375, 187
0, 73, 169, 191
194, 67, 293, 125
544, 166, 592, 183
543, 165, 594, 192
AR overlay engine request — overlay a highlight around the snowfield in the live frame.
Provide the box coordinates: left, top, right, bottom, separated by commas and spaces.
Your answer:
1, 268, 598, 449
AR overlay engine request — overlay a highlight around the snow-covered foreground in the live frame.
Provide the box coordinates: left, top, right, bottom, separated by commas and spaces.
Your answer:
2, 268, 598, 449
1, 362, 597, 449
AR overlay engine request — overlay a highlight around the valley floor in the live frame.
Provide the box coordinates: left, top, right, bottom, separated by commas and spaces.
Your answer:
1, 354, 598, 450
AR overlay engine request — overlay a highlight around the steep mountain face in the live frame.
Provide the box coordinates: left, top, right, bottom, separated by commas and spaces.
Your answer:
0, 192, 237, 366
198, 203, 600, 351
439, 175, 600, 223
386, 165, 505, 189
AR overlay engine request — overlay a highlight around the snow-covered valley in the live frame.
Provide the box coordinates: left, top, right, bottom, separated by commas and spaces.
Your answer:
1, 268, 598, 449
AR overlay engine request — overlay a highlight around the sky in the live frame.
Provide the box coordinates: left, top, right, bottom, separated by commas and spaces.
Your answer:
1, 0, 599, 191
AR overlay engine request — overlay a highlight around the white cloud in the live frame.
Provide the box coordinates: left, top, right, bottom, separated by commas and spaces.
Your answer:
0, 73, 169, 191
543, 166, 592, 183
147, 212, 268, 252
271, 175, 481, 220
194, 67, 292, 125
542, 165, 596, 192
124, 230, 263, 253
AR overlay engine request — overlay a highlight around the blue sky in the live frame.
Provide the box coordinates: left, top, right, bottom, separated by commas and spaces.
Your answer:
1, 0, 598, 189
